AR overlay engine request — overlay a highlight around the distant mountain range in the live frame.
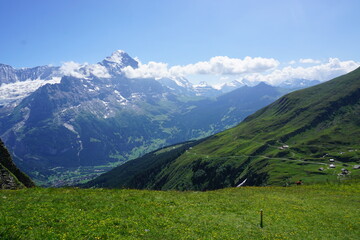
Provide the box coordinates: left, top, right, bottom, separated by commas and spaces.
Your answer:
0, 50, 322, 107
83, 67, 360, 190
0, 51, 292, 186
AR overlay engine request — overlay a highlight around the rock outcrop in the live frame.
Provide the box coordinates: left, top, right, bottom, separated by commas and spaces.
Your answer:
0, 164, 24, 189
0, 138, 35, 189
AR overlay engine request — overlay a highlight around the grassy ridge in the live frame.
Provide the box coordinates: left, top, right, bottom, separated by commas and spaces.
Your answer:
81, 140, 207, 189
1, 184, 359, 239
87, 67, 360, 190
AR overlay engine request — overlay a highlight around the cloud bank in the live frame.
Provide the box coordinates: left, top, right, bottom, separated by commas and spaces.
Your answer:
58, 55, 359, 88
60, 62, 111, 79
123, 56, 279, 80
170, 56, 279, 75
123, 56, 359, 86
123, 61, 170, 79
299, 58, 322, 64
242, 58, 359, 85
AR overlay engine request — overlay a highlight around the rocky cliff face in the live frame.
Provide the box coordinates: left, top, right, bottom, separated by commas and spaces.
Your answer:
0, 139, 35, 189
0, 64, 60, 84
0, 164, 24, 189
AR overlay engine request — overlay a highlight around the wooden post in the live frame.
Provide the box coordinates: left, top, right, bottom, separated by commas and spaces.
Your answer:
260, 209, 263, 228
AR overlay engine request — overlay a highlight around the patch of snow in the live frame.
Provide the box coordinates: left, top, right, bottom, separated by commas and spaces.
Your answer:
194, 81, 210, 88
63, 123, 78, 134
0, 77, 61, 105
130, 93, 143, 100
113, 90, 128, 105
213, 80, 244, 91
101, 100, 109, 106
171, 76, 193, 88
104, 50, 126, 64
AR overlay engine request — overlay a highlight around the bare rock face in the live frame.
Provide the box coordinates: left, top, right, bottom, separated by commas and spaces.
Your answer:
0, 138, 35, 189
0, 164, 24, 189
0, 63, 60, 84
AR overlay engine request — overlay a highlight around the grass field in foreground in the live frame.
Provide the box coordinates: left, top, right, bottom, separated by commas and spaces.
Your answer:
0, 184, 359, 239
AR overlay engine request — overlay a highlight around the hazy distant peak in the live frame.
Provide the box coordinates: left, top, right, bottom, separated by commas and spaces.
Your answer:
256, 81, 270, 87
227, 80, 242, 87
194, 81, 211, 88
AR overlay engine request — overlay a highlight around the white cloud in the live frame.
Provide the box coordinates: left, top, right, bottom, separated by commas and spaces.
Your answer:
171, 56, 279, 76
123, 56, 279, 80
122, 61, 170, 80
241, 58, 359, 85
220, 76, 230, 81
60, 61, 85, 78
60, 62, 111, 79
83, 64, 111, 78
60, 56, 360, 88
299, 58, 322, 64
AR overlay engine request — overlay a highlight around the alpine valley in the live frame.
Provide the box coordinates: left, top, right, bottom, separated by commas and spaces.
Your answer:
83, 66, 360, 190
0, 50, 300, 186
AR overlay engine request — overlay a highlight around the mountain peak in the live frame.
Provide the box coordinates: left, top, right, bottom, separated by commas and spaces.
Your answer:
256, 82, 270, 87
100, 50, 139, 71
195, 81, 210, 87
99, 50, 139, 74
104, 50, 128, 64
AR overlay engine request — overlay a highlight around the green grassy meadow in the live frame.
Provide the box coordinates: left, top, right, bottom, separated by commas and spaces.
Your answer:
1, 183, 359, 239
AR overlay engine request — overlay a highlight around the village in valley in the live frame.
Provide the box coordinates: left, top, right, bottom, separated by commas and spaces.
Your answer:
277, 143, 360, 180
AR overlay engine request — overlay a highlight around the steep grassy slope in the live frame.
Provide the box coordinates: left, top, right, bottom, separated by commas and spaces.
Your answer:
1, 184, 359, 239
86, 67, 360, 190
81, 140, 207, 189
0, 139, 35, 189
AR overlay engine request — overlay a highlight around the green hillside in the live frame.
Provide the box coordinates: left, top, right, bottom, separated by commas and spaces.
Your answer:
1, 184, 359, 239
0, 75, 286, 187
85, 67, 360, 190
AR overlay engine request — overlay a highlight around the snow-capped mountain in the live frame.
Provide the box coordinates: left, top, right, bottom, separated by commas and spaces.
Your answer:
0, 50, 291, 187
0, 64, 60, 84
217, 80, 244, 93
99, 50, 139, 75
0, 64, 61, 106
193, 81, 221, 97
0, 51, 223, 107
0, 51, 324, 109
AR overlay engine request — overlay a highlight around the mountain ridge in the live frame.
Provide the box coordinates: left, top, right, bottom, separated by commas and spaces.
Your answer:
0, 50, 325, 187
0, 50, 326, 108
0, 64, 287, 186
83, 67, 360, 190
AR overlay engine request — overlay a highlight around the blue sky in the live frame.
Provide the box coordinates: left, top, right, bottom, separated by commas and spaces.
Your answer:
1, 0, 359, 85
